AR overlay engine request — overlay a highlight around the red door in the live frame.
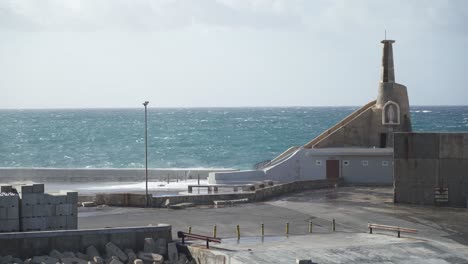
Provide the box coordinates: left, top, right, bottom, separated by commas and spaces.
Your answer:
326, 160, 340, 179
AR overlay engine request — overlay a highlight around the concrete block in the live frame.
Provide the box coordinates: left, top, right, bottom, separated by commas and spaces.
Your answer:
82, 202, 96, 207
61, 257, 88, 264
133, 260, 143, 264
0, 207, 7, 219
7, 205, 19, 219
9, 257, 23, 264
45, 194, 67, 205
1, 185, 13, 193
0, 219, 20, 232
86, 245, 101, 259
21, 185, 33, 194
21, 193, 45, 205
32, 204, 46, 217
32, 184, 45, 193
62, 252, 76, 258
49, 249, 63, 259
72, 203, 78, 216
167, 243, 178, 262
66, 215, 78, 229
155, 238, 167, 256
109, 259, 123, 264
44, 204, 56, 216
143, 238, 157, 253
21, 204, 33, 218
296, 260, 314, 264
56, 204, 73, 216
105, 242, 128, 262
32, 256, 58, 264
125, 249, 137, 264
67, 192, 78, 204
93, 256, 104, 264
21, 216, 47, 231
0, 195, 20, 207
76, 252, 89, 261
49, 216, 67, 229
137, 252, 163, 264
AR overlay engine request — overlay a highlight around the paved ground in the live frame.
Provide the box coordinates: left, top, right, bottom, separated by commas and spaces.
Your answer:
78, 186, 468, 263
213, 233, 468, 263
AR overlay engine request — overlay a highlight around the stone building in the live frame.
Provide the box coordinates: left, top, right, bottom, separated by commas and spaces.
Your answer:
210, 39, 413, 185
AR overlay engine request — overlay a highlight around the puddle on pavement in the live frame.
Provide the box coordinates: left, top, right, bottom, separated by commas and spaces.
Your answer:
222, 236, 286, 245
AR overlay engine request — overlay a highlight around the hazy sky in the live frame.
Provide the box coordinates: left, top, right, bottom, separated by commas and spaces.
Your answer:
1, 0, 467, 108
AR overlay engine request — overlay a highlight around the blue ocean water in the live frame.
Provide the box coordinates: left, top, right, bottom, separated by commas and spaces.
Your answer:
0, 106, 467, 169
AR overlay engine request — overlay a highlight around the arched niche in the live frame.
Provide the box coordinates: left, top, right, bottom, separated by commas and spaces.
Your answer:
382, 101, 400, 125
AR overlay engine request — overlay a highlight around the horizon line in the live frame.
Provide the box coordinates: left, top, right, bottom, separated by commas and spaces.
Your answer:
0, 104, 467, 110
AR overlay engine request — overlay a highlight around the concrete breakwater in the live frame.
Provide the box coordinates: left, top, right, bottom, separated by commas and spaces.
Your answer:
95, 179, 341, 208
0, 168, 237, 183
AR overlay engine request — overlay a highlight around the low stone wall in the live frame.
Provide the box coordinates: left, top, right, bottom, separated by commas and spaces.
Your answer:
94, 179, 341, 208
0, 225, 172, 259
95, 193, 151, 207
0, 168, 237, 183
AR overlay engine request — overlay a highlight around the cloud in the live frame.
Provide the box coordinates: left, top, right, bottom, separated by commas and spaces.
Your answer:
0, 0, 466, 34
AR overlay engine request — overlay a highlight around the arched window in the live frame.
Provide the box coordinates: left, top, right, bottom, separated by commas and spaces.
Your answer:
382, 101, 400, 125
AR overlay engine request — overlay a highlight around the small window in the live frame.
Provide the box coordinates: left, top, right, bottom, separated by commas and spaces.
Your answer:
362, 160, 369, 166
315, 160, 322, 166
382, 161, 389, 166
343, 160, 350, 166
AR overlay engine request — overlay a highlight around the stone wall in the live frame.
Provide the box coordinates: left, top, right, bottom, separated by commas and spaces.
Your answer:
394, 133, 468, 207
95, 179, 341, 208
0, 225, 172, 259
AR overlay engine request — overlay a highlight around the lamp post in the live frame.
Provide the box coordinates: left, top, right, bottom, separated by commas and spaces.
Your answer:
143, 101, 149, 207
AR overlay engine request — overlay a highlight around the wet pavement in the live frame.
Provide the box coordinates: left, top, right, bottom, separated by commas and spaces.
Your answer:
78, 186, 468, 249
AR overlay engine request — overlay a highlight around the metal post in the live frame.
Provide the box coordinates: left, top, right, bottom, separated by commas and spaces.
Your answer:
332, 219, 336, 232
197, 174, 200, 185
261, 222, 264, 237
308, 220, 313, 233
236, 224, 240, 240
286, 222, 289, 235
143, 101, 149, 207
213, 225, 217, 238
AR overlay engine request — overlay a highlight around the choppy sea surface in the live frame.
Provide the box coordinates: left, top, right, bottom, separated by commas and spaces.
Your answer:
1, 106, 467, 170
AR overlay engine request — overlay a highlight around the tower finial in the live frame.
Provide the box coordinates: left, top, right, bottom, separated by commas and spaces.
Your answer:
380, 39, 395, 83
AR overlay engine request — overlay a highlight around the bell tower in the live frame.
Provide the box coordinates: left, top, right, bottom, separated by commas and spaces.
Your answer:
376, 39, 412, 132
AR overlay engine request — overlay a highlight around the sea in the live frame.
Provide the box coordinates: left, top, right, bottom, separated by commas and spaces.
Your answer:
1, 106, 467, 170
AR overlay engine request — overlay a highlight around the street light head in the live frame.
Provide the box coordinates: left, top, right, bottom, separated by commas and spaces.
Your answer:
143, 101, 149, 106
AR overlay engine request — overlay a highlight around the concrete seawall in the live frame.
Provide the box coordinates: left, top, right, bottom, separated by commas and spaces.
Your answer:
0, 225, 172, 258
95, 179, 341, 208
0, 168, 237, 183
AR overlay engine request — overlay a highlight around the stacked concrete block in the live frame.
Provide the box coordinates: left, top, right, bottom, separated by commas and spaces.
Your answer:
20, 184, 78, 231
0, 186, 20, 232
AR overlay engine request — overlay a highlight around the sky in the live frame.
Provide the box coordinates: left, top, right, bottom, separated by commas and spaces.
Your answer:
1, 0, 467, 108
